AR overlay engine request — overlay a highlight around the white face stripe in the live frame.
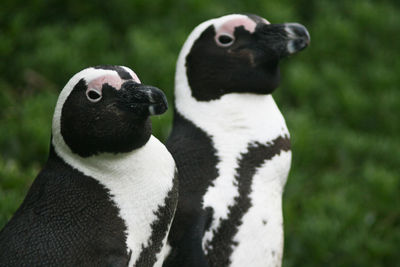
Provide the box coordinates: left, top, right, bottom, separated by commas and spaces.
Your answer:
122, 66, 141, 83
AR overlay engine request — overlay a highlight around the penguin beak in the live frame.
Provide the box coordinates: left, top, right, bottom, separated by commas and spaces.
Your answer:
118, 81, 168, 116
254, 22, 310, 58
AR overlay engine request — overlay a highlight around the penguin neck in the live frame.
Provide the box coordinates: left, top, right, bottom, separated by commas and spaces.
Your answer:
51, 135, 176, 259
54, 135, 153, 173
51, 134, 175, 197
175, 88, 289, 143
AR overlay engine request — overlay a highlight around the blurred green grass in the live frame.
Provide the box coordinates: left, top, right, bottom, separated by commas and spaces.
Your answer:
1, 0, 399, 266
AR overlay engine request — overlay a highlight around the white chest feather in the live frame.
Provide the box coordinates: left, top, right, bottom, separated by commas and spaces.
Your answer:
52, 135, 176, 266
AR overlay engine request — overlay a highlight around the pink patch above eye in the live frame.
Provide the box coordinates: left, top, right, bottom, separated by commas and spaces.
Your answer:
217, 17, 258, 36
87, 75, 124, 93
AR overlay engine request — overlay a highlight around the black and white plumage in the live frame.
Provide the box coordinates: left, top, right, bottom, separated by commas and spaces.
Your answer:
164, 14, 310, 267
0, 66, 178, 267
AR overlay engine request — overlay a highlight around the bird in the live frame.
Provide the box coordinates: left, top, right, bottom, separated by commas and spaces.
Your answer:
163, 14, 310, 267
0, 65, 178, 267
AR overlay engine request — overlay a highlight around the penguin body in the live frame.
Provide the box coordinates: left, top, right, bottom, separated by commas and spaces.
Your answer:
165, 14, 309, 266
0, 66, 178, 267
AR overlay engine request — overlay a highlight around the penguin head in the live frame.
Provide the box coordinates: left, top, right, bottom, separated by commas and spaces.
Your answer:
176, 14, 310, 101
52, 65, 168, 157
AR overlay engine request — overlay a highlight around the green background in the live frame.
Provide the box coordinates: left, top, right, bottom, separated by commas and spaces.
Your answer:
1, 0, 399, 266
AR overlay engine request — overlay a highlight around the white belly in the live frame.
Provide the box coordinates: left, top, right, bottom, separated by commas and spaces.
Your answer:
230, 150, 291, 267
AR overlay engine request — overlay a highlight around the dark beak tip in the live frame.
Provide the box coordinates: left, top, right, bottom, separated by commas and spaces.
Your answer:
148, 91, 168, 116
285, 23, 310, 39
149, 102, 167, 116
299, 37, 310, 49
119, 82, 169, 116
285, 23, 311, 54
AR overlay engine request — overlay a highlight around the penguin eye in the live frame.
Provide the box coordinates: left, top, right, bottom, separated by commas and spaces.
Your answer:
216, 34, 235, 47
86, 89, 102, 103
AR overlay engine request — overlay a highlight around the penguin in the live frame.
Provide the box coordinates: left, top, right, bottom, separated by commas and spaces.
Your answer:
164, 14, 310, 267
0, 65, 178, 267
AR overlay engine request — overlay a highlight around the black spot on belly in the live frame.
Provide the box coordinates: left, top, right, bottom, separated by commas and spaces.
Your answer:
204, 135, 290, 266
94, 65, 133, 80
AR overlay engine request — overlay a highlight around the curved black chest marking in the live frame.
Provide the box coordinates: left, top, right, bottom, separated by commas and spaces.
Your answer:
205, 136, 291, 266
164, 110, 218, 266
135, 171, 179, 266
94, 65, 133, 80
0, 146, 129, 267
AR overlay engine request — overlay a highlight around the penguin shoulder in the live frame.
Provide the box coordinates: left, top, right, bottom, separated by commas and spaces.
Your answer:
53, 135, 175, 187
